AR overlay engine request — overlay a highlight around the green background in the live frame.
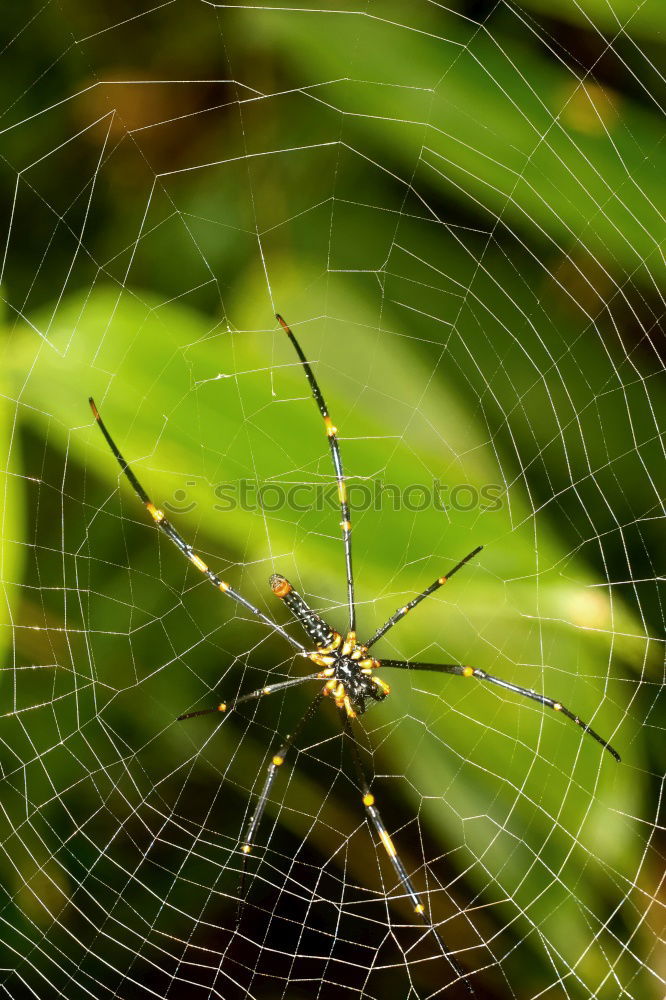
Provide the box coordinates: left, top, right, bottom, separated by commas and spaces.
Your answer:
0, 2, 663, 998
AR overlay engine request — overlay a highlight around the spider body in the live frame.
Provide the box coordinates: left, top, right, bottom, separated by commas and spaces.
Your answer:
89, 313, 619, 998
270, 573, 387, 716
318, 645, 388, 717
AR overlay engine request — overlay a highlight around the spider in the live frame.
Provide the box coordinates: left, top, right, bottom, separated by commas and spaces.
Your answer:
89, 314, 620, 996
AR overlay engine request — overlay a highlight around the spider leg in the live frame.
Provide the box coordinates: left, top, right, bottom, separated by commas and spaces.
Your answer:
88, 398, 307, 656
238, 690, 325, 856
177, 672, 326, 721
342, 713, 477, 996
276, 315, 356, 635
379, 660, 621, 762
234, 690, 326, 925
365, 546, 483, 649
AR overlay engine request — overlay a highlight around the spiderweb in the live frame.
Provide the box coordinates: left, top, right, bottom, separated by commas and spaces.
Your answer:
0, 2, 663, 998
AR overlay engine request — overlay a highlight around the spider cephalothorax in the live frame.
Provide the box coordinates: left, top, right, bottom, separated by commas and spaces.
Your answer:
270, 573, 389, 717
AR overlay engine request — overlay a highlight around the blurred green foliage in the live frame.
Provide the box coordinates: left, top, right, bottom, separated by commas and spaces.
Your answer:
0, 2, 663, 999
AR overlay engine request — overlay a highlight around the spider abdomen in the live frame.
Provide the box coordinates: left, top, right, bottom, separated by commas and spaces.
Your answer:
270, 574, 338, 647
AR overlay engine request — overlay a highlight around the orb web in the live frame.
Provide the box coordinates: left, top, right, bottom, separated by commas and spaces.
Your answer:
0, 3, 662, 998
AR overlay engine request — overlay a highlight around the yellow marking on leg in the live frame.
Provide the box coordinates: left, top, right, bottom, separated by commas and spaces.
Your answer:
333, 683, 346, 707
309, 652, 336, 667
362, 793, 375, 807
553, 702, 562, 711
372, 676, 390, 696
323, 679, 338, 699
379, 830, 397, 858
272, 755, 284, 767
337, 481, 347, 503
146, 502, 165, 523
463, 666, 474, 677
218, 580, 230, 592
218, 702, 227, 712
324, 416, 337, 437
414, 903, 425, 914
341, 631, 356, 657
359, 657, 378, 670
343, 696, 356, 718
190, 554, 208, 573
341, 520, 352, 531
438, 576, 447, 585
241, 844, 252, 854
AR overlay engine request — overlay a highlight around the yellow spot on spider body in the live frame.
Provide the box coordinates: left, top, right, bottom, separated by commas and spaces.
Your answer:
317, 667, 335, 678
362, 793, 375, 807
379, 830, 397, 858
324, 416, 337, 437
218, 703, 227, 712
343, 696, 356, 718
241, 844, 252, 854
414, 903, 425, 914
341, 631, 356, 657
272, 755, 284, 766
146, 502, 165, 523
190, 554, 208, 573
463, 666, 474, 677
553, 702, 562, 711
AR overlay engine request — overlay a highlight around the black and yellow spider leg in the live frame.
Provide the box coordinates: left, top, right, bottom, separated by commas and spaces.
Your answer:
365, 546, 483, 650
276, 315, 356, 635
177, 672, 326, 721
89, 398, 307, 657
379, 660, 621, 762
238, 690, 326, 856
342, 715, 477, 997
234, 690, 326, 924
